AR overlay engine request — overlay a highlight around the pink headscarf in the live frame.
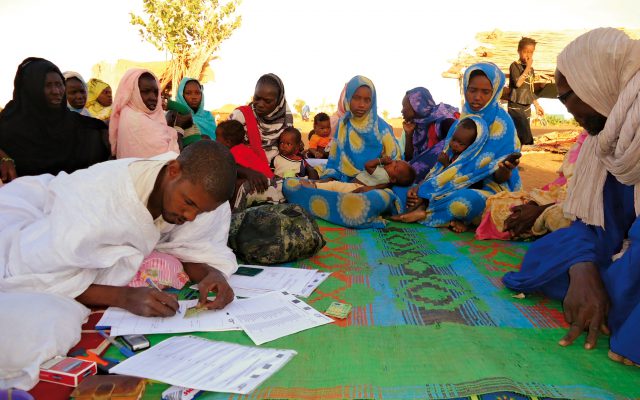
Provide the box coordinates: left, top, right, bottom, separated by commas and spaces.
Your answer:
329, 83, 347, 135
109, 68, 179, 158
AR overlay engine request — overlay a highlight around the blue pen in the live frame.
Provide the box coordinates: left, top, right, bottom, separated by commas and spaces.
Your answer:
97, 330, 135, 358
146, 278, 181, 314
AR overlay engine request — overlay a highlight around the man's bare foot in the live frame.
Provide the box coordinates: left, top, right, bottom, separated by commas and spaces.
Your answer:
389, 205, 428, 223
608, 350, 640, 367
449, 220, 470, 233
300, 180, 316, 188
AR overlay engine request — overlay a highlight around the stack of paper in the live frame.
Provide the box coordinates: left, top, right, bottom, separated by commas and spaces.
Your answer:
223, 265, 331, 298
110, 335, 296, 394
226, 291, 334, 345
97, 299, 240, 336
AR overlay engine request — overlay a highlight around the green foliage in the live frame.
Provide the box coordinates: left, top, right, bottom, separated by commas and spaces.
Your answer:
544, 114, 580, 126
130, 0, 242, 91
293, 99, 306, 116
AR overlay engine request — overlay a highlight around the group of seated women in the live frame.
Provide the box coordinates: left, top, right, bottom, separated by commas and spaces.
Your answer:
0, 56, 534, 236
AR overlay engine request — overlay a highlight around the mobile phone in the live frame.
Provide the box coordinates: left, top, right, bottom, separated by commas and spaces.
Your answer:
504, 152, 521, 164
120, 335, 150, 351
235, 266, 264, 277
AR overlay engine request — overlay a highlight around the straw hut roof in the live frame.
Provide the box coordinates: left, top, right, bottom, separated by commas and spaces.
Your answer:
442, 28, 640, 84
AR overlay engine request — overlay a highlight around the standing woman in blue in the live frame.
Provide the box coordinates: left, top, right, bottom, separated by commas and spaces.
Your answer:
321, 75, 401, 182
392, 62, 521, 232
503, 28, 640, 366
176, 78, 217, 139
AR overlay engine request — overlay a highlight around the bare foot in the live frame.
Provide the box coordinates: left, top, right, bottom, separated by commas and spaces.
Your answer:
449, 220, 469, 233
608, 350, 640, 367
300, 180, 316, 189
389, 205, 428, 223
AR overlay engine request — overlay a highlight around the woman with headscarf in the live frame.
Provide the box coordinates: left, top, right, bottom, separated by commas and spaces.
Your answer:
62, 71, 90, 116
0, 57, 110, 183
503, 28, 640, 367
391, 62, 521, 232
86, 78, 113, 121
109, 69, 179, 159
402, 87, 459, 182
175, 77, 217, 139
228, 73, 293, 192
321, 75, 401, 182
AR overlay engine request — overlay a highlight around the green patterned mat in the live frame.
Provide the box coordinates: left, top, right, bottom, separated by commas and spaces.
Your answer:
106, 221, 639, 399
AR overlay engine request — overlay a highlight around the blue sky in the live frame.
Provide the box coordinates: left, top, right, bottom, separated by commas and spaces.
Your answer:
0, 0, 637, 117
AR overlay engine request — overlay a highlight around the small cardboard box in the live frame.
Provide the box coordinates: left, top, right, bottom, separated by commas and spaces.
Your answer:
39, 356, 97, 387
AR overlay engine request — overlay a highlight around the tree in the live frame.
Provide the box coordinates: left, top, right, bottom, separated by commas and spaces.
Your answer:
130, 0, 242, 95
382, 110, 390, 120
293, 99, 306, 116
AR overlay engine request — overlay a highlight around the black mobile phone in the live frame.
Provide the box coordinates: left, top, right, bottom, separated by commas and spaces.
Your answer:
504, 152, 522, 164
120, 334, 150, 351
235, 266, 264, 277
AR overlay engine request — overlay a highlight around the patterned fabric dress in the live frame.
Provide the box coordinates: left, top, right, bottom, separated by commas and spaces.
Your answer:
322, 75, 401, 182
417, 62, 521, 227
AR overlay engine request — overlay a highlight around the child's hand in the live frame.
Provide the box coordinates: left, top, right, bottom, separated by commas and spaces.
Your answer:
403, 121, 416, 135
380, 156, 393, 165
535, 104, 545, 117
437, 151, 450, 166
352, 186, 372, 193
526, 56, 533, 69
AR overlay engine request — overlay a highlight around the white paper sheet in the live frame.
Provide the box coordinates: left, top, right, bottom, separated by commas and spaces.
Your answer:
194, 265, 331, 298
110, 335, 296, 394
226, 291, 333, 345
96, 300, 240, 336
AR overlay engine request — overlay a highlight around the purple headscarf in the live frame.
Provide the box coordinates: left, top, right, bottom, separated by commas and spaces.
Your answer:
405, 87, 459, 182
407, 87, 459, 153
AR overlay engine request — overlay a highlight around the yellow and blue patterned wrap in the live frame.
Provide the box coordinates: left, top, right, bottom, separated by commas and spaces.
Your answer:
322, 75, 401, 182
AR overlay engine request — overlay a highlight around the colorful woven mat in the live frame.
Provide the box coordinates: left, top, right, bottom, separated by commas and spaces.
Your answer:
110, 221, 638, 400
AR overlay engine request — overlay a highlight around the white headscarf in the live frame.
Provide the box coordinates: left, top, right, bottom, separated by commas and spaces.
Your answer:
560, 28, 640, 228
62, 70, 90, 116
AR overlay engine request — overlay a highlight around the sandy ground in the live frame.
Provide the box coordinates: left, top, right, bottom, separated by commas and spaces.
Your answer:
294, 116, 567, 192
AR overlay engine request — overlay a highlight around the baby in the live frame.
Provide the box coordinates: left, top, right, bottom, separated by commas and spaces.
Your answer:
437, 118, 477, 167
272, 127, 319, 179
216, 120, 275, 178
302, 157, 415, 193
306, 112, 332, 159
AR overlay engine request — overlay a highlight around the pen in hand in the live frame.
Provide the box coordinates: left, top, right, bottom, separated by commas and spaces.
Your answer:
146, 277, 181, 314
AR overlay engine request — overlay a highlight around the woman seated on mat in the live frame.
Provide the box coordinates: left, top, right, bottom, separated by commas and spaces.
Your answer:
176, 77, 217, 139
0, 57, 110, 183
62, 71, 90, 116
229, 73, 294, 194
86, 78, 113, 122
320, 75, 401, 183
109, 69, 180, 159
391, 62, 521, 232
402, 87, 459, 183
476, 130, 588, 240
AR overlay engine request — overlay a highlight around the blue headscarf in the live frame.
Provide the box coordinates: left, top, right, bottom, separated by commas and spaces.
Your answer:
176, 78, 217, 139
322, 75, 401, 181
460, 62, 521, 192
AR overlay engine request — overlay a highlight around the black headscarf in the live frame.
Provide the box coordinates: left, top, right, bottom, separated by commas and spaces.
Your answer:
0, 57, 109, 177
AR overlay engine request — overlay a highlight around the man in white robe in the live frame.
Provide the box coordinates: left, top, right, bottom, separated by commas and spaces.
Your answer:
0, 141, 239, 389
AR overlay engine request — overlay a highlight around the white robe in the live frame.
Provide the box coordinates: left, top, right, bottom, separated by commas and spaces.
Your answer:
0, 153, 238, 298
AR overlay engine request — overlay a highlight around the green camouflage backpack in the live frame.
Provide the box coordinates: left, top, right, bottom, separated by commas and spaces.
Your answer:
228, 203, 326, 265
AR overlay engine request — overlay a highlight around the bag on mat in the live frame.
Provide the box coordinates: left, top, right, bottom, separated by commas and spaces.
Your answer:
228, 204, 326, 265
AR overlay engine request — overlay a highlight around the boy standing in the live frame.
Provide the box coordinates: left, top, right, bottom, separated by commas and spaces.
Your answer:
508, 37, 544, 145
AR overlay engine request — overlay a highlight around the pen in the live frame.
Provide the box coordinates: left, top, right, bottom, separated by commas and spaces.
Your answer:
97, 330, 135, 358
146, 278, 181, 314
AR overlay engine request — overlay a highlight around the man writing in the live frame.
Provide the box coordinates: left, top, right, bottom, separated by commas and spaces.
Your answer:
1, 140, 238, 315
